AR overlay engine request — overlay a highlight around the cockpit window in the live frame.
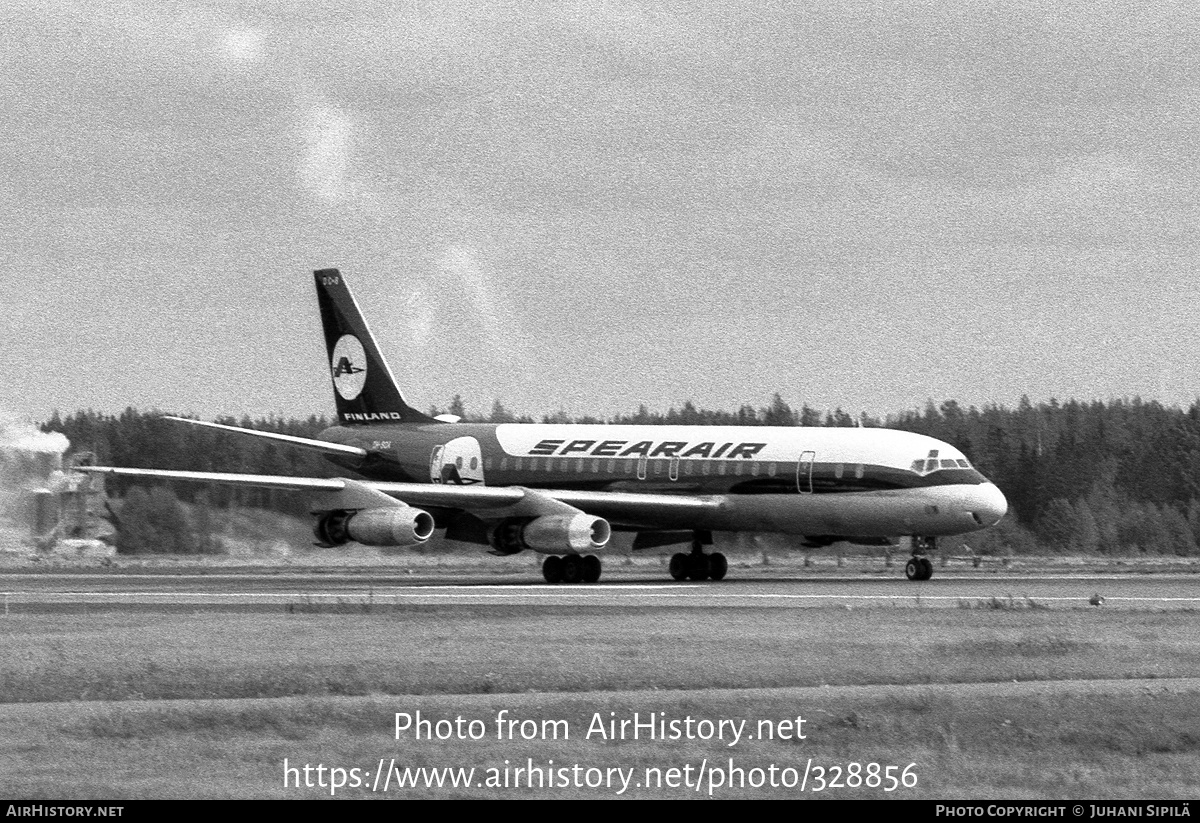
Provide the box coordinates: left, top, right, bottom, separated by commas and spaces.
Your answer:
910, 450, 972, 475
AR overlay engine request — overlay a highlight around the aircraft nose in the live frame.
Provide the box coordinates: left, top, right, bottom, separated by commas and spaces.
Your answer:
969, 483, 1007, 527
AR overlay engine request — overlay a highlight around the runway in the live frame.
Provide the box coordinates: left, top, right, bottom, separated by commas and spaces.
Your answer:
2, 569, 1198, 612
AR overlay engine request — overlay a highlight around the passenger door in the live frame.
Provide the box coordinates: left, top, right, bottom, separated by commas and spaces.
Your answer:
797, 450, 815, 494
430, 437, 485, 485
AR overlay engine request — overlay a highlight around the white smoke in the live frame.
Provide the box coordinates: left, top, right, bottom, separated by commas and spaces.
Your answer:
0, 418, 70, 543
220, 27, 266, 63
0, 418, 68, 456
299, 101, 353, 202
435, 243, 519, 358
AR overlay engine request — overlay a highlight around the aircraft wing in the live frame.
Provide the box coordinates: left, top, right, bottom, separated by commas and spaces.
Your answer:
74, 466, 722, 529
75, 466, 362, 492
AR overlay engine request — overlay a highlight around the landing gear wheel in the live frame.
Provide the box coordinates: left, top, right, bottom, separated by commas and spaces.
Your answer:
582, 554, 602, 583
708, 552, 728, 581
905, 536, 938, 581
669, 553, 689, 581
905, 557, 934, 581
561, 554, 583, 584
905, 558, 921, 581
687, 553, 711, 581
543, 555, 563, 584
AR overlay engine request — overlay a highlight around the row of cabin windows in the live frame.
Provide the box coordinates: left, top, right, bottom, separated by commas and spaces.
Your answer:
492, 456, 778, 477
467, 456, 870, 481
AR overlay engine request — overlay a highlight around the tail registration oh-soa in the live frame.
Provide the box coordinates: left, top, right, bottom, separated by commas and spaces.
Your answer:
78, 269, 1007, 584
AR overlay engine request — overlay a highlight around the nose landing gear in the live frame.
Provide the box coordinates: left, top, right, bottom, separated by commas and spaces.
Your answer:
905, 536, 936, 581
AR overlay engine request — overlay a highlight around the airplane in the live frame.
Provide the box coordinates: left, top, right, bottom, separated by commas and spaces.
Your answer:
76, 268, 1008, 584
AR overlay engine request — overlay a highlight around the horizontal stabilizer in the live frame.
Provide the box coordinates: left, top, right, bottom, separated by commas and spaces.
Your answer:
163, 416, 368, 458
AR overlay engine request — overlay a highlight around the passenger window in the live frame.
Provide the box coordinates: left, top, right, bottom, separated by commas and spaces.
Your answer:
624, 459, 634, 474
455, 457, 463, 469
717, 462, 726, 476
767, 462, 777, 477
576, 458, 584, 472
591, 459, 599, 473
606, 460, 614, 474
500, 458, 508, 471
750, 462, 760, 476
734, 462, 743, 476
483, 458, 491, 471
834, 463, 844, 479
470, 457, 478, 470
515, 458, 523, 470
855, 464, 864, 479
702, 461, 711, 475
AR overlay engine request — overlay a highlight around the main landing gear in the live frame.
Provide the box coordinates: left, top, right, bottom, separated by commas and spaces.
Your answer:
905, 536, 936, 581
669, 533, 728, 582
542, 554, 603, 584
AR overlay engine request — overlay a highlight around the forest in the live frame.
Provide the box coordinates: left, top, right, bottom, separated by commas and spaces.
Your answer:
41, 393, 1200, 556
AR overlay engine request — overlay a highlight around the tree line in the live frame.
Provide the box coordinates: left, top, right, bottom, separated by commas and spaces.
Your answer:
42, 394, 1200, 556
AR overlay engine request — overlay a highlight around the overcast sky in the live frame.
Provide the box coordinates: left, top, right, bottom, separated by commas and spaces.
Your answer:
5, 0, 1198, 425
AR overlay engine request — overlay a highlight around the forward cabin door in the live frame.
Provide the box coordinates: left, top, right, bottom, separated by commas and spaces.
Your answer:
429, 445, 445, 483
430, 437, 485, 485
797, 450, 815, 494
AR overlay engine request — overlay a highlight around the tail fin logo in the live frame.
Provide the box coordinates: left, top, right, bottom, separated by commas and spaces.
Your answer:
330, 334, 367, 400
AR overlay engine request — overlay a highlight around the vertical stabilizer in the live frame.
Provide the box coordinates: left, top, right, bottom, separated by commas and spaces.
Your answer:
314, 269, 436, 425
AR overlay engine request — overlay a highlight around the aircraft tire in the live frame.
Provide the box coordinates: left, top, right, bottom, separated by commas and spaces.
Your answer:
582, 554, 602, 583
687, 553, 711, 581
905, 558, 921, 581
669, 553, 689, 581
709, 552, 728, 581
919, 557, 934, 580
561, 554, 584, 584
543, 555, 563, 584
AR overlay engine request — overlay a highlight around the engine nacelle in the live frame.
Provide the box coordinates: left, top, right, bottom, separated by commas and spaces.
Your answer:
488, 514, 611, 555
314, 507, 435, 548
522, 513, 611, 554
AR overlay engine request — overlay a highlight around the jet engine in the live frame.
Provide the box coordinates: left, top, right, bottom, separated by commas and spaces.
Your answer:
490, 513, 611, 555
315, 506, 436, 547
